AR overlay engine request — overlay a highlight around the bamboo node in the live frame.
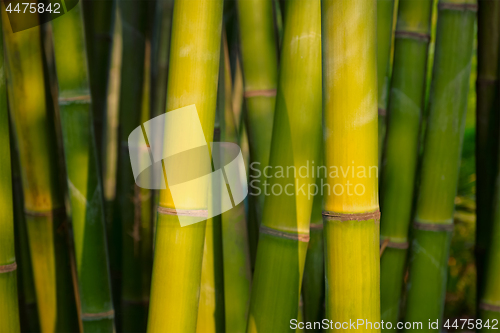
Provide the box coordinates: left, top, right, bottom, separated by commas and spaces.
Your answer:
0, 262, 17, 273
309, 223, 323, 230
322, 210, 381, 222
395, 30, 431, 43
58, 95, 92, 105
24, 206, 66, 218
438, 2, 478, 12
244, 89, 277, 98
380, 238, 409, 256
378, 108, 387, 116
259, 225, 310, 242
81, 309, 115, 321
479, 302, 500, 313
477, 77, 498, 86
157, 206, 208, 218
413, 220, 454, 232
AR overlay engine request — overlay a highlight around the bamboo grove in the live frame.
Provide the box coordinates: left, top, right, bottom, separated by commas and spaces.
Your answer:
1, 0, 500, 332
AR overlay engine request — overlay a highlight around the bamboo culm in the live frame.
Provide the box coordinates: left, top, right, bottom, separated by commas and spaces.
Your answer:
51, 2, 115, 331
146, 1, 223, 331
475, 0, 500, 301
321, 0, 380, 329
404, 1, 476, 330
379, 0, 434, 327
2, 9, 79, 332
237, 0, 279, 267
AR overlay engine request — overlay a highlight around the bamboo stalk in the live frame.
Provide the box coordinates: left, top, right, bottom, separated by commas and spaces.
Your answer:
302, 176, 324, 325
475, 0, 500, 301
237, 0, 279, 266
51, 2, 115, 331
196, 40, 227, 333
11, 122, 40, 332
220, 32, 252, 333
247, 0, 322, 331
151, 0, 174, 118
114, 0, 150, 330
147, 0, 223, 331
403, 0, 476, 330
377, 0, 396, 164
2, 8, 79, 333
104, 9, 123, 330
321, 0, 380, 328
0, 12, 20, 330
379, 0, 433, 326
82, 0, 116, 164
480, 156, 500, 325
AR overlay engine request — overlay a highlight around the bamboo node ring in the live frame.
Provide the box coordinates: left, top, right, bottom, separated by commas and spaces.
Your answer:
0, 262, 17, 273
479, 302, 500, 313
395, 30, 431, 43
24, 206, 66, 218
244, 89, 277, 98
309, 223, 323, 230
322, 210, 381, 222
157, 206, 208, 218
438, 2, 478, 12
58, 95, 92, 105
259, 225, 310, 242
81, 309, 115, 321
380, 238, 409, 256
413, 221, 454, 232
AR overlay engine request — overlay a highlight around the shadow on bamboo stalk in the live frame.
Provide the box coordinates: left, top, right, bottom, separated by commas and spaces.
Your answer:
11, 119, 40, 332
475, 0, 500, 303
82, 0, 116, 166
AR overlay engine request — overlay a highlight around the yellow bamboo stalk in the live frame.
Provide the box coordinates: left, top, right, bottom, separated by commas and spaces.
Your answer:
322, 0, 380, 330
147, 1, 223, 331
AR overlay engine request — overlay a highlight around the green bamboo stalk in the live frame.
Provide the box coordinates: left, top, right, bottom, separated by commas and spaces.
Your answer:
480, 153, 500, 325
237, 0, 279, 266
379, 0, 433, 327
247, 0, 322, 331
403, 1, 476, 330
220, 32, 252, 333
147, 0, 223, 331
475, 0, 500, 301
2, 9, 79, 333
377, 0, 396, 163
139, 40, 154, 329
0, 12, 20, 330
82, 0, 116, 164
11, 123, 40, 332
104, 9, 123, 330
51, 3, 115, 331
302, 176, 324, 325
114, 0, 150, 331
196, 40, 227, 333
151, 0, 174, 118
322, 0, 380, 328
